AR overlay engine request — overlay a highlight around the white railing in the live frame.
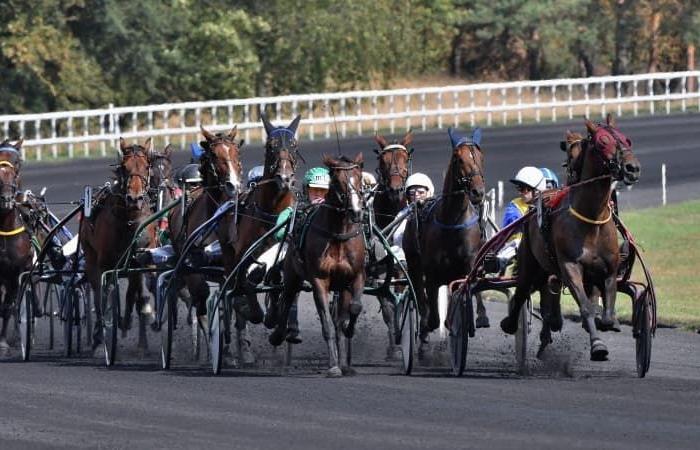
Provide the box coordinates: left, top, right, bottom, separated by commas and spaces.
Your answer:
2, 71, 699, 161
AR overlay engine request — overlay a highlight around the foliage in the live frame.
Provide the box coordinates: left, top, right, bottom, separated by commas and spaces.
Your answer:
1, 0, 697, 114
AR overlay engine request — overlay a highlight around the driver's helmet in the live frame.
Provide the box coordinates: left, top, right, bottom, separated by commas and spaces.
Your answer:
304, 167, 330, 190
189, 142, 204, 163
510, 166, 546, 192
405, 172, 434, 198
175, 164, 202, 186
539, 167, 560, 190
247, 165, 265, 187
361, 171, 377, 191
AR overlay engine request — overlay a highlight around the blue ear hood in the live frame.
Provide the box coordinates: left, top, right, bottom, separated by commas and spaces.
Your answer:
448, 127, 482, 149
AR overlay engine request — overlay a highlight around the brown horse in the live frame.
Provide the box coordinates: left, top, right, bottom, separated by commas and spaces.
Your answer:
222, 114, 299, 363
500, 115, 641, 361
0, 140, 33, 357
269, 153, 365, 377
370, 131, 413, 359
167, 126, 243, 355
403, 127, 488, 351
80, 138, 157, 355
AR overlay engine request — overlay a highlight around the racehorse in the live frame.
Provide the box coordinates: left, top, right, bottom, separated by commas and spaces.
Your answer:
403, 127, 488, 351
167, 125, 243, 356
371, 131, 413, 359
223, 113, 299, 363
269, 153, 365, 377
500, 115, 641, 361
79, 138, 157, 355
0, 139, 33, 358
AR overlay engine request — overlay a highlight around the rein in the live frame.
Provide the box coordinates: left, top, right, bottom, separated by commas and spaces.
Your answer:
0, 225, 25, 236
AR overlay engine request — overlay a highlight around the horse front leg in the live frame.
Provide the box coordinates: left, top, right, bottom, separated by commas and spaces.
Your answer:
338, 277, 364, 375
560, 262, 608, 361
311, 278, 341, 377
0, 291, 11, 358
127, 273, 150, 355
474, 291, 490, 328
598, 275, 621, 332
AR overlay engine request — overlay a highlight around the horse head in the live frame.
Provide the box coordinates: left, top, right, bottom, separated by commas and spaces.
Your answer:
199, 125, 243, 198
323, 153, 364, 223
561, 130, 585, 185
117, 137, 152, 212
447, 127, 485, 205
261, 113, 302, 191
149, 144, 174, 192
373, 130, 413, 196
584, 114, 641, 185
0, 160, 19, 211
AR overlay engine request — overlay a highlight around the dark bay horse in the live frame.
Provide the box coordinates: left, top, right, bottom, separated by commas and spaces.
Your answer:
501, 115, 641, 361
79, 138, 157, 355
403, 127, 488, 351
222, 114, 299, 363
371, 131, 413, 359
0, 140, 33, 357
269, 153, 365, 377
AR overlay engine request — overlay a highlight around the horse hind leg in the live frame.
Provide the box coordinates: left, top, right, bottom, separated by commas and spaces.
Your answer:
310, 280, 341, 377
235, 308, 256, 366
597, 276, 621, 332
475, 291, 490, 328
379, 295, 401, 361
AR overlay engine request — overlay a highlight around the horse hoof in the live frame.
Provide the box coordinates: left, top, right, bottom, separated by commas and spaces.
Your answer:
596, 316, 621, 332
263, 310, 278, 330
475, 315, 490, 329
590, 340, 609, 361
349, 301, 362, 316
386, 345, 402, 361
285, 329, 302, 344
549, 315, 563, 332
341, 366, 356, 376
500, 316, 517, 335
326, 366, 343, 378
240, 349, 256, 366
0, 342, 11, 359
92, 346, 104, 359
269, 329, 285, 347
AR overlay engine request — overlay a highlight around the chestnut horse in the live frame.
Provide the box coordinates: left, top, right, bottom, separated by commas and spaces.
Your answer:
500, 115, 641, 361
403, 127, 488, 351
269, 153, 365, 377
80, 138, 157, 355
371, 131, 413, 359
0, 139, 33, 357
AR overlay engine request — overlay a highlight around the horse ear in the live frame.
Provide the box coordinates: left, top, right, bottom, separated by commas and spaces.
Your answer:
400, 129, 413, 147
260, 112, 275, 136
143, 137, 152, 153
119, 137, 128, 153
322, 153, 337, 168
200, 125, 216, 142
471, 127, 482, 147
163, 144, 173, 158
354, 152, 364, 168
13, 138, 23, 149
447, 127, 460, 149
228, 125, 238, 140
238, 139, 245, 148
374, 134, 388, 149
287, 114, 301, 134
606, 113, 616, 128
584, 118, 597, 135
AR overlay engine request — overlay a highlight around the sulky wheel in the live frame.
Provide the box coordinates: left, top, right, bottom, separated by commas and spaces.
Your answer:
399, 296, 417, 375
17, 279, 34, 362
46, 284, 59, 351
515, 296, 530, 376
102, 281, 120, 367
635, 294, 653, 378
160, 284, 176, 370
448, 291, 471, 377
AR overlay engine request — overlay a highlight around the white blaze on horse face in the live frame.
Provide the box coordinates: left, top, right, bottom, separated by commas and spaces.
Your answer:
226, 159, 241, 190
349, 175, 362, 214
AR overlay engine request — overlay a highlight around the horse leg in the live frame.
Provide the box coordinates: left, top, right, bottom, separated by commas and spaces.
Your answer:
0, 292, 11, 358
598, 275, 621, 332
340, 279, 363, 375
406, 258, 429, 342
475, 291, 490, 328
121, 280, 136, 338
310, 279, 341, 377
379, 294, 400, 360
559, 262, 608, 361
537, 287, 554, 359
128, 274, 150, 355
500, 240, 539, 335
235, 306, 255, 366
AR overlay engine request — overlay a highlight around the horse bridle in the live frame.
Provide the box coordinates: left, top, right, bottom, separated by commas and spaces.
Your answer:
325, 163, 363, 221
0, 161, 19, 208
578, 126, 632, 182
375, 144, 411, 191
201, 138, 242, 194
451, 144, 484, 194
265, 128, 304, 176
116, 147, 151, 205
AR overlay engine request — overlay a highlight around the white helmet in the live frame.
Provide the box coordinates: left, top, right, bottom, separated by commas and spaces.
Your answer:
405, 172, 434, 197
247, 165, 265, 184
511, 166, 546, 191
361, 171, 377, 189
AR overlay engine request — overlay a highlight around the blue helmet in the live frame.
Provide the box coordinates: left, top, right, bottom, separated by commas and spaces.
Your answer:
190, 142, 204, 162
539, 167, 560, 189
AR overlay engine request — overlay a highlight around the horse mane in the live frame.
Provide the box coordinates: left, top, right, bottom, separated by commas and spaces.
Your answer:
441, 152, 456, 195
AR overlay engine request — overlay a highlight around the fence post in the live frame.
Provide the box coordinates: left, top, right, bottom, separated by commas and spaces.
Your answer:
497, 180, 504, 210
662, 163, 667, 206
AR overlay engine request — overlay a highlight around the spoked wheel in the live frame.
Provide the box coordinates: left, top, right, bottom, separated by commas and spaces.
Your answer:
210, 298, 224, 375
17, 280, 34, 361
635, 294, 653, 378
160, 285, 176, 370
448, 291, 472, 377
397, 294, 417, 375
62, 287, 75, 357
515, 296, 531, 375
102, 281, 120, 367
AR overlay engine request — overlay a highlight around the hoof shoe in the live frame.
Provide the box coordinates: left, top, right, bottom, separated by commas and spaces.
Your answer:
327, 366, 343, 378
590, 340, 609, 361
475, 315, 490, 329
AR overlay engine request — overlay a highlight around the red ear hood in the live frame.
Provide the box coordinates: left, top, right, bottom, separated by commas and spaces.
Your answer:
593, 126, 630, 158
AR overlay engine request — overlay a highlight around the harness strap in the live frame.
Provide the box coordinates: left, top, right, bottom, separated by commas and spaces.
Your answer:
568, 205, 612, 225
0, 225, 25, 236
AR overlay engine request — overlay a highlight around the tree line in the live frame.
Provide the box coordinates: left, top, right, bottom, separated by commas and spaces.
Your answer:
1, 0, 698, 114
